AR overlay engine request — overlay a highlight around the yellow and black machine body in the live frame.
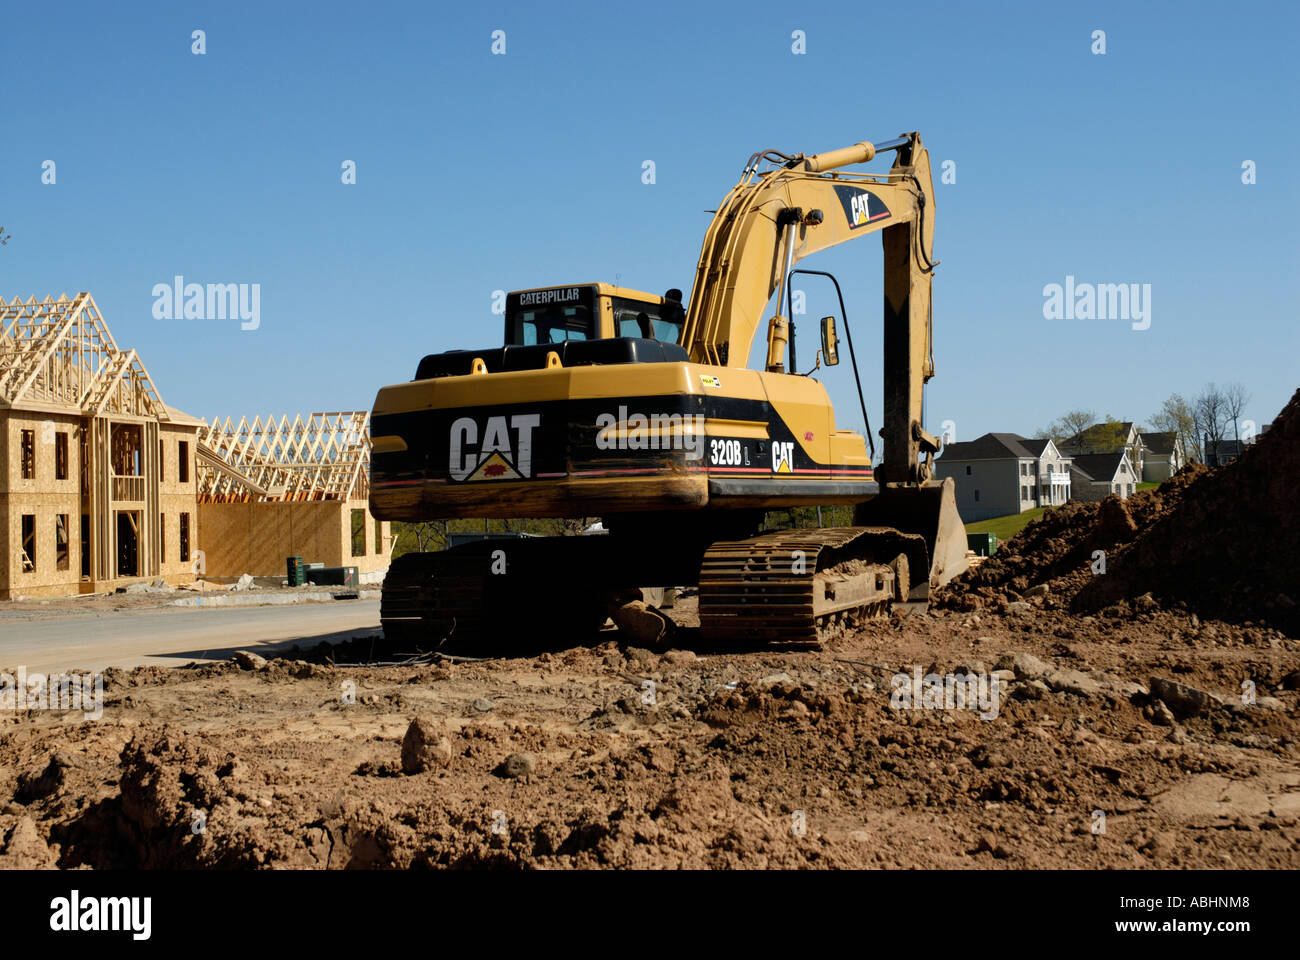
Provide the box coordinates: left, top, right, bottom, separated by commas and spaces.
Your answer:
371, 132, 968, 645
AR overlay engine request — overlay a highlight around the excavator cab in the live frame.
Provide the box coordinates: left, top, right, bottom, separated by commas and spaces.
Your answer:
506, 286, 596, 345
505, 284, 684, 347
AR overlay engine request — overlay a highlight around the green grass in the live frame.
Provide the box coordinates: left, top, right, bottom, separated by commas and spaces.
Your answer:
1136, 481, 1159, 492
964, 506, 1050, 543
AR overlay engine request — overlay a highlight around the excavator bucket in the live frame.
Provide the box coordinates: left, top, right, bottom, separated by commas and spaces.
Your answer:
854, 477, 969, 601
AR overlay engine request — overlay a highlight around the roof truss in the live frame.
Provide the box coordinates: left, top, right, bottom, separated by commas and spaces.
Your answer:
196, 411, 372, 502
0, 293, 167, 418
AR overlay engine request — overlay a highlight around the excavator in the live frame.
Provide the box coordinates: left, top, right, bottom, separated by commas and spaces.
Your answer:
369, 132, 967, 647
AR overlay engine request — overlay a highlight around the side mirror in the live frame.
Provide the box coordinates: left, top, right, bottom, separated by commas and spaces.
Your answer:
820, 316, 840, 366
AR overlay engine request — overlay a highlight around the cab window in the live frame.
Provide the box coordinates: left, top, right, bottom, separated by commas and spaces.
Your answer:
517, 304, 593, 345
612, 297, 681, 343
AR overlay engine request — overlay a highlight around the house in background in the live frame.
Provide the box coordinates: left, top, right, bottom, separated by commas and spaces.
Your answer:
0, 293, 202, 599
1069, 452, 1138, 501
2, 293, 394, 598
1060, 420, 1145, 478
1205, 437, 1248, 467
1138, 430, 1184, 481
934, 433, 1072, 522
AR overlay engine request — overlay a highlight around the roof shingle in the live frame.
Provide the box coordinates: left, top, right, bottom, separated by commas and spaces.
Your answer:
940, 432, 1056, 462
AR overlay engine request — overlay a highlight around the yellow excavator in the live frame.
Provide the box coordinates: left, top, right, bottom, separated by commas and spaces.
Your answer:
370, 132, 967, 646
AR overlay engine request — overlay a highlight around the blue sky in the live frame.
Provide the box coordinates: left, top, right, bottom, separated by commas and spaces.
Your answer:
2, 0, 1296, 443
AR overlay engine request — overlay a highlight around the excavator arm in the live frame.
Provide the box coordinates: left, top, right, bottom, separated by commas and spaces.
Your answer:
680, 133, 939, 483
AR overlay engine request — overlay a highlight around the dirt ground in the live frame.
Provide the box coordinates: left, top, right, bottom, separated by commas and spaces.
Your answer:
1, 597, 1296, 869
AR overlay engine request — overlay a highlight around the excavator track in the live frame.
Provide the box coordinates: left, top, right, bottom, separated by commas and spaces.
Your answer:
381, 539, 614, 651
698, 527, 923, 645
383, 522, 933, 651
380, 548, 487, 648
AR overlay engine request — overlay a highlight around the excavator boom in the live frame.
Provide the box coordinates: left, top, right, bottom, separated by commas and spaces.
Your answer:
681, 132, 938, 484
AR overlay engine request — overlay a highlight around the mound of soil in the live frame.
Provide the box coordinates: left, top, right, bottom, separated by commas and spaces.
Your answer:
940, 388, 1300, 635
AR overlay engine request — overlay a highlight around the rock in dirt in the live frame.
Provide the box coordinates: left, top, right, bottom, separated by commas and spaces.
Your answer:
1111, 680, 1148, 698
1149, 677, 1223, 719
472, 698, 494, 713
401, 717, 453, 774
232, 650, 268, 671
1025, 584, 1050, 598
972, 834, 1011, 858
1046, 669, 1103, 698
607, 599, 674, 647
1014, 679, 1049, 700
502, 752, 537, 779
996, 652, 1051, 680
1149, 697, 1180, 723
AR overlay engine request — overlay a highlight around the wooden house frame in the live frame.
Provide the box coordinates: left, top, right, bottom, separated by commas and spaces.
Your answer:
0, 293, 202, 598
195, 412, 391, 578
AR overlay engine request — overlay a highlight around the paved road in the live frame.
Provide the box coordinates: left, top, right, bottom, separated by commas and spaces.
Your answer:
0, 601, 381, 673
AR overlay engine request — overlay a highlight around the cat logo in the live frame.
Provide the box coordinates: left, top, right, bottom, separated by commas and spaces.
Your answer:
467, 452, 521, 482
449, 414, 540, 482
834, 184, 890, 230
772, 440, 794, 474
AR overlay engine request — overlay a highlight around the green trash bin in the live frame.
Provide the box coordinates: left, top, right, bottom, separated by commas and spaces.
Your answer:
286, 556, 306, 586
966, 533, 997, 557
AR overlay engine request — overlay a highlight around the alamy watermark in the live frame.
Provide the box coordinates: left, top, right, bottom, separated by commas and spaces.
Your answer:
50, 890, 150, 940
152, 276, 260, 330
595, 407, 704, 460
890, 666, 1001, 721
1042, 275, 1150, 330
1, 667, 103, 720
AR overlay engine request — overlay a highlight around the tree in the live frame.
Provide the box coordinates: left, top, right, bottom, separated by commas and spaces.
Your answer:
1222, 381, 1251, 443
1058, 409, 1097, 443
1037, 408, 1097, 445
1092, 415, 1129, 452
391, 520, 447, 558
1193, 383, 1229, 462
1149, 393, 1198, 464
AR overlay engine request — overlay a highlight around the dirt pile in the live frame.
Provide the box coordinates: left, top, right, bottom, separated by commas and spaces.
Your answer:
941, 388, 1300, 634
